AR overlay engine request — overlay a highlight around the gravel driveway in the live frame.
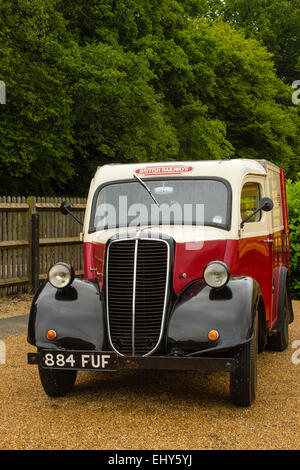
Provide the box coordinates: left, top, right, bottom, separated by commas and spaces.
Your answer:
0, 302, 299, 450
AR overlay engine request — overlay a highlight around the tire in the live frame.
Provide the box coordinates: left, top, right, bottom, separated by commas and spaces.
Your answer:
267, 288, 289, 352
38, 366, 77, 397
230, 314, 258, 407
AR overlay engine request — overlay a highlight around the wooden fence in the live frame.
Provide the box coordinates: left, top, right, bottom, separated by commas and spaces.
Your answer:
0, 196, 86, 297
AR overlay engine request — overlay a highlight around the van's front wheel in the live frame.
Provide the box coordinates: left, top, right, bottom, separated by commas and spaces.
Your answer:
38, 366, 77, 397
230, 314, 258, 407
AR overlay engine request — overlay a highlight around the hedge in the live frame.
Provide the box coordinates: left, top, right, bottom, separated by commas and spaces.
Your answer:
287, 176, 300, 300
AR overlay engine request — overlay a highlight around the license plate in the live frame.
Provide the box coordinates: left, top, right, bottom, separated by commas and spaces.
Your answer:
40, 350, 118, 371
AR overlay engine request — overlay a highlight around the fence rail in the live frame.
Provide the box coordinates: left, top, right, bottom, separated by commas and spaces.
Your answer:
0, 196, 86, 297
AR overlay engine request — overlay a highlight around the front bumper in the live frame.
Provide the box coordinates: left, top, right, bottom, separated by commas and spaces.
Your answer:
28, 351, 236, 373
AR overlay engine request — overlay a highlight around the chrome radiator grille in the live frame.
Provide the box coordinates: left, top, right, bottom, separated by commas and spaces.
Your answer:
106, 238, 169, 356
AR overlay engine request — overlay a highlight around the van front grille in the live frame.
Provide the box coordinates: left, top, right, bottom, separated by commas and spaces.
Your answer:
106, 238, 169, 356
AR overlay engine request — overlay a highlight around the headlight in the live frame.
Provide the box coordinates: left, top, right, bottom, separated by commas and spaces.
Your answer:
203, 261, 230, 289
48, 262, 75, 289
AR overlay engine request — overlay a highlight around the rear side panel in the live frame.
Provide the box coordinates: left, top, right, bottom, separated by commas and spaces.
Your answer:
234, 236, 273, 325
279, 168, 290, 268
268, 166, 290, 326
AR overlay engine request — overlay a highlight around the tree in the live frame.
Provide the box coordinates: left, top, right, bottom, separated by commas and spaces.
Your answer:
62, 43, 179, 192
207, 0, 300, 84
0, 0, 75, 194
0, 0, 180, 194
0, 0, 299, 194
58, 1, 299, 177
178, 19, 300, 177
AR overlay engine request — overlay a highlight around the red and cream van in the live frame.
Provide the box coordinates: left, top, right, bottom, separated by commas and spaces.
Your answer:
28, 159, 294, 406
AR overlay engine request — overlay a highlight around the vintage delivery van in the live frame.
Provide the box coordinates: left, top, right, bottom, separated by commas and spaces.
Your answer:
27, 159, 294, 406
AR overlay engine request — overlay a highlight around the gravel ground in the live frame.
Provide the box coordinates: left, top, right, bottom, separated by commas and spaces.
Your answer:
0, 294, 33, 319
0, 301, 299, 450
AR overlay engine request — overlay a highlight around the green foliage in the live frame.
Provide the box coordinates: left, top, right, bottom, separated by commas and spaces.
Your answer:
55, 0, 300, 181
0, 0, 75, 194
207, 0, 300, 84
0, 0, 299, 194
62, 42, 179, 190
178, 19, 300, 177
287, 176, 300, 299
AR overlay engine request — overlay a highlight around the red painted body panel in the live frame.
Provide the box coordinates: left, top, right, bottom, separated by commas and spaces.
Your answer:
234, 236, 273, 325
84, 242, 96, 280
268, 170, 289, 326
84, 169, 290, 327
173, 226, 288, 328
84, 242, 105, 290
85, 230, 288, 328
174, 237, 273, 325
173, 241, 227, 293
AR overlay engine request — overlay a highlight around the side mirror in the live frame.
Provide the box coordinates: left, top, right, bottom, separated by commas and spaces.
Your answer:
60, 201, 83, 226
60, 201, 72, 215
259, 197, 274, 212
240, 197, 274, 228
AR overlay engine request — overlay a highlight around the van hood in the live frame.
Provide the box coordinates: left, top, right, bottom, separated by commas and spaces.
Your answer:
85, 225, 237, 244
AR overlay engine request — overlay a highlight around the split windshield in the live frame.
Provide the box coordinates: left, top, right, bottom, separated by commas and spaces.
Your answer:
91, 178, 231, 231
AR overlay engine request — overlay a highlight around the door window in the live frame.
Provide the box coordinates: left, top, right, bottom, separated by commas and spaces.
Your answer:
241, 182, 261, 223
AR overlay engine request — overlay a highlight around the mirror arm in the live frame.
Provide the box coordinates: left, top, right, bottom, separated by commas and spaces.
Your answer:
240, 197, 274, 228
240, 207, 262, 229
63, 207, 83, 226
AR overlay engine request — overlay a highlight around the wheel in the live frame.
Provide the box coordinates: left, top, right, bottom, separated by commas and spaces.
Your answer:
267, 288, 289, 352
230, 314, 258, 407
38, 366, 77, 397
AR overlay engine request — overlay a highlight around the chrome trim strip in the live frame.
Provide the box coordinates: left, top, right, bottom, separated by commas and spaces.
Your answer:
106, 237, 170, 357
132, 239, 139, 356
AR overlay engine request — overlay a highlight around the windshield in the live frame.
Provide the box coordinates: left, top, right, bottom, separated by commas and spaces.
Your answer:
90, 178, 231, 232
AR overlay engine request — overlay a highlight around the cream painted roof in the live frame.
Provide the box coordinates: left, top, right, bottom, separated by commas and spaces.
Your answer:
91, 159, 269, 188
83, 159, 277, 241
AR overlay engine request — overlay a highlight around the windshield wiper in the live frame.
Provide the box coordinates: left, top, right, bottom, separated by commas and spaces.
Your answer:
133, 172, 160, 207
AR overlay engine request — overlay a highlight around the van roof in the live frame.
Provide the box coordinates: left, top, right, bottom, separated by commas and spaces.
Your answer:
92, 159, 279, 185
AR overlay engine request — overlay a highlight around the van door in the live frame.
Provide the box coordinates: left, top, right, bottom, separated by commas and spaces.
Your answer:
238, 177, 273, 326
268, 167, 287, 326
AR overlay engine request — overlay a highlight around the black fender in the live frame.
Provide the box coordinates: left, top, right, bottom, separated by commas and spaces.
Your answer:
166, 276, 261, 355
272, 267, 294, 331
27, 278, 105, 351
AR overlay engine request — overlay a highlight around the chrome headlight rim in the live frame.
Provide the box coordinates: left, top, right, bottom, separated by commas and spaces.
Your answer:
203, 261, 230, 289
48, 262, 75, 289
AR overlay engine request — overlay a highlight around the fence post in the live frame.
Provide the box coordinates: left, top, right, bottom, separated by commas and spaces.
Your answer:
31, 213, 40, 293
27, 197, 39, 293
